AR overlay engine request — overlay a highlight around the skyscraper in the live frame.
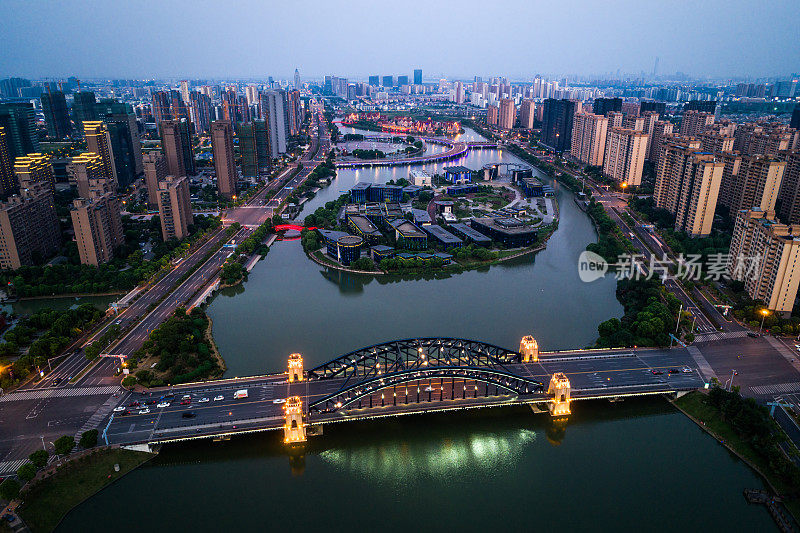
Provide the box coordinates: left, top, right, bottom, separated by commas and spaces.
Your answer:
239, 120, 271, 179
776, 152, 800, 225
211, 121, 238, 199
142, 151, 168, 208
602, 128, 648, 187
0, 102, 39, 160
368, 76, 379, 87
541, 99, 579, 153
67, 152, 105, 198
157, 175, 193, 240
679, 110, 714, 137
287, 90, 301, 136
791, 104, 800, 130
84, 121, 118, 187
189, 91, 212, 134
397, 75, 409, 86
151, 91, 172, 132
519, 100, 535, 130
648, 120, 675, 162
294, 68, 301, 89
0, 127, 15, 198
0, 182, 61, 269
414, 69, 423, 85
180, 80, 191, 104
14, 153, 55, 192
261, 90, 288, 155
160, 119, 195, 178
41, 90, 72, 139
486, 105, 499, 126
592, 97, 622, 117
71, 91, 98, 132
382, 76, 393, 88
95, 100, 143, 188
70, 182, 124, 266
570, 113, 608, 167
498, 99, 516, 130
718, 153, 785, 214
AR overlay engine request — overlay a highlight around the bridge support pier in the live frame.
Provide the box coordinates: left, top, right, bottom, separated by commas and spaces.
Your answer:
520, 336, 539, 362
288, 353, 304, 383
283, 396, 307, 445
548, 373, 571, 417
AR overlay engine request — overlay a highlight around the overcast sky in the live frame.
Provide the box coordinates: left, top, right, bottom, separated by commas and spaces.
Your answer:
1, 0, 798, 81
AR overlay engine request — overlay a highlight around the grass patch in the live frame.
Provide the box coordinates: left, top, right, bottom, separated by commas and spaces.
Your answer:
18, 448, 153, 532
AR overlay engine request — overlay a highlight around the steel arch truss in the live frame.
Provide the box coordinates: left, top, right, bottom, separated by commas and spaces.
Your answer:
309, 365, 544, 414
307, 338, 523, 384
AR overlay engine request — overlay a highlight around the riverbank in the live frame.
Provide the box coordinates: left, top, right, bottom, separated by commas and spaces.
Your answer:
15, 447, 155, 532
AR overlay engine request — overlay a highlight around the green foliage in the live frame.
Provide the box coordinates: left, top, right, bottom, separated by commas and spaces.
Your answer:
28, 449, 49, 469
84, 324, 120, 361
343, 133, 364, 141
53, 436, 75, 456
379, 256, 446, 272
0, 478, 20, 500
17, 462, 37, 482
301, 230, 321, 253
351, 148, 385, 159
221, 262, 245, 285
451, 244, 499, 262
79, 429, 98, 449
121, 376, 136, 387
304, 193, 350, 229
350, 257, 376, 271
585, 199, 628, 263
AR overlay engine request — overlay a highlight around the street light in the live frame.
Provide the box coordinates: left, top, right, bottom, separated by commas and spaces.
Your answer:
759, 309, 770, 334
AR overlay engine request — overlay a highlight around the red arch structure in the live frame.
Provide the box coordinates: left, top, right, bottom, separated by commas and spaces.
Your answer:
274, 224, 317, 232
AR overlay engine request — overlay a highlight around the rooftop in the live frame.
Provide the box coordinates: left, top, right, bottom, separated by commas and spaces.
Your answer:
473, 217, 537, 235
423, 224, 463, 245
449, 222, 492, 242
389, 218, 426, 238
443, 165, 473, 174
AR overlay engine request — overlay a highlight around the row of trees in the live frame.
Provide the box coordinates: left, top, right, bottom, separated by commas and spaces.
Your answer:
352, 149, 385, 160
585, 199, 629, 263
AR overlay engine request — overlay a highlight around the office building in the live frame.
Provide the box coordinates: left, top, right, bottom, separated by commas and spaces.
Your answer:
95, 101, 143, 188
0, 182, 61, 269
414, 69, 423, 85
397, 75, 409, 87
67, 152, 105, 198
570, 113, 608, 166
41, 90, 71, 139
728, 209, 800, 314
776, 151, 800, 225
602, 128, 648, 186
519, 100, 535, 130
498, 99, 516, 130
142, 151, 168, 208
592, 98, 622, 117
211, 121, 238, 199
718, 153, 785, 214
14, 153, 54, 192
541, 99, 579, 152
160, 119, 195, 177
71, 92, 98, 131
791, 105, 800, 130
679, 110, 714, 137
70, 185, 124, 266
0, 127, 15, 198
0, 102, 39, 160
83, 121, 118, 187
654, 141, 723, 236
382, 76, 393, 88
294, 69, 301, 89
157, 175, 193, 241
239, 120, 270, 178
368, 75, 379, 87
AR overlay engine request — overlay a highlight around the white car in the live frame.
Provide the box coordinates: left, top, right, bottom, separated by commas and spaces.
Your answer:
138, 408, 151, 415
113, 406, 125, 412
273, 398, 286, 404
214, 395, 224, 401
681, 367, 693, 373
199, 397, 210, 403
157, 402, 170, 408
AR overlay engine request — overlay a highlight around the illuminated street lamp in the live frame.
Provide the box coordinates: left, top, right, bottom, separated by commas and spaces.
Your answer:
759, 309, 770, 334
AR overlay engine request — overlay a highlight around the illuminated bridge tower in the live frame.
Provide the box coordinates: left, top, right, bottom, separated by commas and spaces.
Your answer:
283, 396, 307, 444
548, 373, 571, 417
520, 336, 539, 362
288, 353, 304, 383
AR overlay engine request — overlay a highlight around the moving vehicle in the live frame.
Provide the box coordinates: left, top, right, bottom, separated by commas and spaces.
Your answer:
138, 408, 150, 415
681, 367, 693, 373
113, 406, 126, 412
234, 389, 248, 399
651, 369, 663, 375
199, 397, 209, 403
157, 402, 170, 408
214, 395, 224, 401
180, 399, 191, 405
273, 398, 286, 404
182, 394, 191, 400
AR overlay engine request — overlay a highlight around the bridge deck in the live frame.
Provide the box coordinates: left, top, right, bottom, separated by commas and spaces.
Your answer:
102, 347, 704, 446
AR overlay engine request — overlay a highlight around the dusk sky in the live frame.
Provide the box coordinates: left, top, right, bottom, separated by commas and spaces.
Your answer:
2, 0, 798, 80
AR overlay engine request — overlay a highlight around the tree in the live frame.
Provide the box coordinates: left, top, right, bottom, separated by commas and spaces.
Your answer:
0, 478, 20, 500
80, 429, 99, 449
53, 435, 75, 456
28, 449, 49, 469
17, 462, 37, 482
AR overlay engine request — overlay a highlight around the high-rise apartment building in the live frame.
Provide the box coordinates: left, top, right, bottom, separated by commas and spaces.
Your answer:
718, 153, 785, 214
151, 91, 172, 131
0, 102, 39, 160
519, 100, 535, 130
606, 111, 623, 130
570, 113, 608, 167
541, 99, 579, 152
0, 182, 61, 269
67, 152, 105, 198
697, 131, 734, 154
70, 183, 123, 266
157, 175, 193, 241
180, 80, 191, 104
791, 104, 800, 130
239, 120, 271, 179
776, 151, 800, 225
71, 92, 98, 132
728, 208, 800, 314
414, 69, 423, 85
454, 82, 465, 104
83, 121, 118, 187
602, 128, 648, 186
498, 99, 516, 130
679, 110, 714, 137
14, 153, 54, 192
623, 115, 645, 132
287, 90, 301, 136
160, 119, 195, 177
260, 91, 288, 155
41, 90, 71, 139
0, 127, 15, 198
592, 98, 622, 117
653, 141, 723, 236
640, 101, 666, 116
211, 121, 238, 199
189, 92, 212, 133
648, 120, 675, 162
486, 105, 499, 126
142, 151, 168, 208
95, 100, 143, 188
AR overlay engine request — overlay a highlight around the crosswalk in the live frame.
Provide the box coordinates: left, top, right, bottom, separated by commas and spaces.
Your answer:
749, 382, 800, 396
0, 459, 27, 475
693, 331, 749, 343
0, 386, 121, 403
75, 393, 122, 443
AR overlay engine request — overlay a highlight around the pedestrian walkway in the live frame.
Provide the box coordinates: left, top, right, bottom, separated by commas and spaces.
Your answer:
0, 458, 27, 475
693, 330, 749, 343
687, 345, 717, 381
75, 393, 121, 442
750, 382, 800, 396
0, 386, 120, 403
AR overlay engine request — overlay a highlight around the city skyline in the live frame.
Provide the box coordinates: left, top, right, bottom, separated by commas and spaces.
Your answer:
1, 0, 799, 80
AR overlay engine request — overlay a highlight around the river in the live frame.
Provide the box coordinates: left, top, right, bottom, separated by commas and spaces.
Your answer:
57, 126, 774, 531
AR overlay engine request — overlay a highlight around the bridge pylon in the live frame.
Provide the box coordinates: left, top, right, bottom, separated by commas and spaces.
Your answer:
520, 336, 539, 362
547, 373, 571, 417
283, 396, 307, 445
288, 353, 304, 383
